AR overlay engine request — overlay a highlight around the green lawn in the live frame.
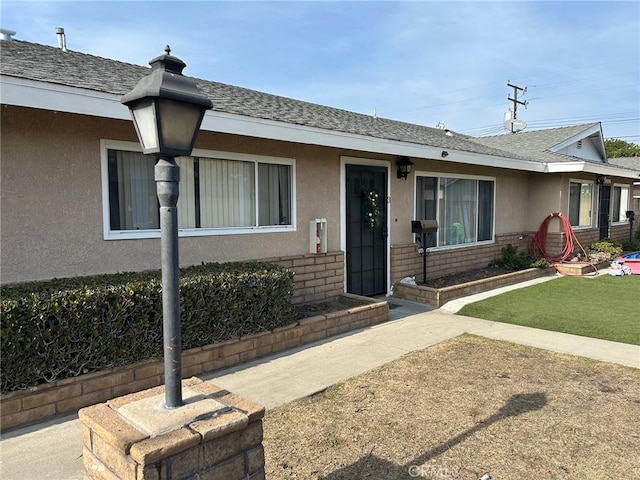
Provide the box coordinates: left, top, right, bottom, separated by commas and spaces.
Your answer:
458, 274, 640, 345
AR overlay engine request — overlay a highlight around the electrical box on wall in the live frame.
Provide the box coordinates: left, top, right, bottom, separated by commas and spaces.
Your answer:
310, 218, 328, 254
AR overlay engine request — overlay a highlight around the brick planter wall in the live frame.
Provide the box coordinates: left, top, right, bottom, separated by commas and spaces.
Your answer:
1, 294, 388, 432
394, 268, 554, 307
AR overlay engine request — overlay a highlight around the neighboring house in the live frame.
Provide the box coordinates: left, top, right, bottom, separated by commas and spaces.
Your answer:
473, 125, 639, 241
1, 37, 638, 300
608, 157, 640, 220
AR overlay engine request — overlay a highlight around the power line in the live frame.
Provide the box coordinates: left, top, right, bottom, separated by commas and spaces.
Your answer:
380, 58, 638, 119
459, 113, 639, 137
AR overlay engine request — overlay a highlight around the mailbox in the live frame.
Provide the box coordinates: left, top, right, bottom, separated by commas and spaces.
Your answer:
626, 211, 636, 243
411, 220, 438, 284
411, 220, 438, 235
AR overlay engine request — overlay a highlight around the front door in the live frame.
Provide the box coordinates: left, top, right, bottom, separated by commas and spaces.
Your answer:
345, 165, 387, 296
598, 184, 611, 239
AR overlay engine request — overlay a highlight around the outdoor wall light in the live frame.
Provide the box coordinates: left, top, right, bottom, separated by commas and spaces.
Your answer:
122, 46, 212, 409
441, 150, 449, 158
396, 156, 414, 180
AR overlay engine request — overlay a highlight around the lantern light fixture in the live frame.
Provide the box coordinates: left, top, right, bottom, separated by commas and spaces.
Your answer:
396, 156, 414, 180
121, 45, 213, 157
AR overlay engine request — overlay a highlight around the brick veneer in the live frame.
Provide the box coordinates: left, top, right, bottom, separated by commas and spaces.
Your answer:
264, 251, 345, 304
391, 233, 529, 286
391, 225, 633, 287
80, 377, 266, 480
535, 225, 630, 259
0, 295, 387, 432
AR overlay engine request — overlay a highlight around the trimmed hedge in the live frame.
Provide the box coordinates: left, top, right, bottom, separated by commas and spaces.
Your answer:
0, 262, 295, 393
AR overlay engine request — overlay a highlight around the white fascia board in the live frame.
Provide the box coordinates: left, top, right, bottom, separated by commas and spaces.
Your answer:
544, 161, 586, 173
0, 75, 130, 120
436, 149, 545, 172
2, 75, 545, 173
203, 111, 546, 172
544, 160, 639, 179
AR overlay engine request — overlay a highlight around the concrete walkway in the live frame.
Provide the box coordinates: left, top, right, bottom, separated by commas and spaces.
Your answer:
1, 273, 638, 480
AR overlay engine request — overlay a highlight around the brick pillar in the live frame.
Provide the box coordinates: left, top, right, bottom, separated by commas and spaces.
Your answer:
79, 377, 265, 480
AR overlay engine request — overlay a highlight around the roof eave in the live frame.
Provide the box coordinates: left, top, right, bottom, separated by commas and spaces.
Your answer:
1, 74, 128, 119
203, 110, 546, 172
544, 160, 639, 179
2, 75, 547, 173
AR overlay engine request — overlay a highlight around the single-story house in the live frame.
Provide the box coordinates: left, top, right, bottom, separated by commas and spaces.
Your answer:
2, 37, 638, 300
608, 157, 640, 218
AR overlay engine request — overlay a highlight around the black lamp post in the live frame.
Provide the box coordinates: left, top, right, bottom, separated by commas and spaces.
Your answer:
122, 46, 212, 409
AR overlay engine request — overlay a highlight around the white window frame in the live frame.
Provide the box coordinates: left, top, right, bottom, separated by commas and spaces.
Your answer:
568, 178, 594, 229
101, 140, 296, 240
413, 171, 496, 250
611, 183, 631, 224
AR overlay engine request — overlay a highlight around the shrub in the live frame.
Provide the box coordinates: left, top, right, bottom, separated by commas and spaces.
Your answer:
529, 258, 551, 269
586, 238, 623, 263
0, 262, 295, 393
491, 244, 546, 271
621, 239, 640, 252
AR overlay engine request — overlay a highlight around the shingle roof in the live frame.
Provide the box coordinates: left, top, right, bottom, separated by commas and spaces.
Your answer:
1, 40, 508, 156
608, 156, 640, 171
473, 124, 605, 164
0, 39, 617, 169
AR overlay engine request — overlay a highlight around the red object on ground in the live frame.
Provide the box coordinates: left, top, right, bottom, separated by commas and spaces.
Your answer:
530, 212, 598, 275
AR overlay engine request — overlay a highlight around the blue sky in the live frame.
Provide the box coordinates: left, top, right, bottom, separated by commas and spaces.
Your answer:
2, 0, 639, 142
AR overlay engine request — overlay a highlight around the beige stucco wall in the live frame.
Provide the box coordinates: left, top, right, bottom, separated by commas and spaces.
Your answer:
3, 105, 632, 286
526, 173, 565, 232
0, 106, 343, 284
526, 172, 635, 234
391, 158, 532, 245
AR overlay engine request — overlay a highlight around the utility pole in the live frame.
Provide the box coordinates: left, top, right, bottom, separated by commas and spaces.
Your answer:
507, 81, 528, 133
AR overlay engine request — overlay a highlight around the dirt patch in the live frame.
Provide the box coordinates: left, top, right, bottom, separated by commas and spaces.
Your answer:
421, 267, 515, 288
263, 335, 639, 479
295, 296, 372, 320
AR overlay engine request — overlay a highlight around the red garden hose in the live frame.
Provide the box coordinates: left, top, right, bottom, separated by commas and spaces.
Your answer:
530, 212, 598, 275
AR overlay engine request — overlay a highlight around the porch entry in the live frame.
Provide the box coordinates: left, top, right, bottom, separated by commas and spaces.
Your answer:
598, 184, 611, 239
345, 165, 387, 296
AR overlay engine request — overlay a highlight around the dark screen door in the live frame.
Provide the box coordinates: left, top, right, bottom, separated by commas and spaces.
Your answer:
346, 165, 387, 296
598, 185, 611, 239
